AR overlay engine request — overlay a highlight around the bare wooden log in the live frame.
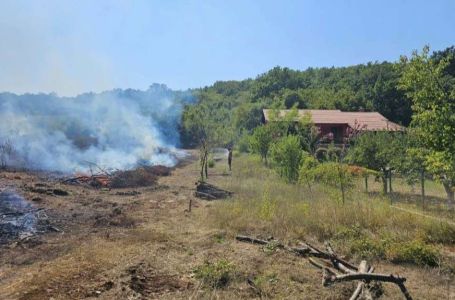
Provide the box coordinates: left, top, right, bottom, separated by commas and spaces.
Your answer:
397, 282, 413, 300
349, 260, 374, 300
308, 258, 337, 274
325, 242, 358, 272
236, 235, 333, 259
235, 235, 270, 245
323, 272, 406, 286
349, 282, 364, 300
194, 191, 217, 200
236, 235, 411, 300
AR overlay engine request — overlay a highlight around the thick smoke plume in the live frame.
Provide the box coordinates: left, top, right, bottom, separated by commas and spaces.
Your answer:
0, 84, 193, 172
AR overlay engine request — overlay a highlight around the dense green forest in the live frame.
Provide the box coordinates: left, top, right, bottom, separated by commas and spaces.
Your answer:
181, 46, 455, 147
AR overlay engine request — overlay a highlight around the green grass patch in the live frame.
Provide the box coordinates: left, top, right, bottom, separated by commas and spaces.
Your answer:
194, 259, 235, 288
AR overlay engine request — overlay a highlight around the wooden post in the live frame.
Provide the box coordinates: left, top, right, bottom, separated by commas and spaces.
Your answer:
420, 170, 425, 210
364, 176, 368, 193
389, 170, 393, 193
382, 175, 388, 195
204, 151, 208, 179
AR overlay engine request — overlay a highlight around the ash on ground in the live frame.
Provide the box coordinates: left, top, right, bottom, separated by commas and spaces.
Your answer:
0, 191, 40, 245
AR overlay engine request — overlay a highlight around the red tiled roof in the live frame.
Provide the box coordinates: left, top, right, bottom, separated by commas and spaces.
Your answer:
262, 109, 404, 131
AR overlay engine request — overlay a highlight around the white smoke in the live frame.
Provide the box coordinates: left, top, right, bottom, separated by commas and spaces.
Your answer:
0, 84, 193, 172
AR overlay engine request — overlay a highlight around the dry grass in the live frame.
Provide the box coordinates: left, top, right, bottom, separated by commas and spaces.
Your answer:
207, 154, 455, 268
1, 153, 454, 299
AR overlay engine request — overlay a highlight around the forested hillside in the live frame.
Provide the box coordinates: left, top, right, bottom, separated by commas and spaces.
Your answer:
181, 46, 454, 147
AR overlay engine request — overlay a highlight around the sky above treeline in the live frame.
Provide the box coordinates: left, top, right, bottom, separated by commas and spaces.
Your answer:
1, 0, 454, 96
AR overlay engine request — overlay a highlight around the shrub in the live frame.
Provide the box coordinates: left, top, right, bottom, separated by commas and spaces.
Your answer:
270, 135, 303, 183
348, 236, 387, 259
422, 222, 455, 244
386, 240, 440, 267
249, 125, 273, 163
194, 259, 235, 288
300, 161, 354, 203
299, 155, 319, 188
311, 162, 354, 189
259, 187, 276, 221
208, 158, 215, 168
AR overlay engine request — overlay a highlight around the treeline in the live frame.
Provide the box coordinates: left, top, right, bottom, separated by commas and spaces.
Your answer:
181, 46, 455, 147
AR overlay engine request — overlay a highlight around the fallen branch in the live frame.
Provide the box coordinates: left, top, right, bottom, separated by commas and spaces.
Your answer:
194, 191, 217, 200
235, 235, 269, 245
323, 272, 406, 286
350, 261, 371, 300
236, 235, 412, 300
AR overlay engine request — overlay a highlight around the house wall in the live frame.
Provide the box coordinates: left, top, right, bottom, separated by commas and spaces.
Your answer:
316, 124, 350, 142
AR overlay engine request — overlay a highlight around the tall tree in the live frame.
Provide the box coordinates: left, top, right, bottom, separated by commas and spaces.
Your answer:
399, 46, 455, 208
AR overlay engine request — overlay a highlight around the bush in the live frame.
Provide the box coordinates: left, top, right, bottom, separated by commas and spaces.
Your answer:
300, 161, 354, 202
208, 158, 215, 168
349, 236, 387, 259
312, 163, 354, 189
386, 240, 440, 267
249, 125, 273, 163
270, 135, 303, 183
423, 222, 455, 244
259, 187, 276, 221
298, 155, 319, 188
194, 259, 235, 288
334, 226, 440, 267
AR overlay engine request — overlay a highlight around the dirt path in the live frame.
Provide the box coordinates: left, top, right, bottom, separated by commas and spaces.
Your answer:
392, 205, 455, 227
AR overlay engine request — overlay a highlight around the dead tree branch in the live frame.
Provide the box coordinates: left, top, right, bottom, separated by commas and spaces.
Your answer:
236, 235, 412, 300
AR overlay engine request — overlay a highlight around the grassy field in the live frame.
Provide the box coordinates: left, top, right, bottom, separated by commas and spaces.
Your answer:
1, 152, 455, 299
207, 154, 455, 269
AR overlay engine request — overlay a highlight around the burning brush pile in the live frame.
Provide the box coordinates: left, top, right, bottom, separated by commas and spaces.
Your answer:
62, 165, 172, 189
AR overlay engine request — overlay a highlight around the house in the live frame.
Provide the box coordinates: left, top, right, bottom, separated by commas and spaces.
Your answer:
262, 109, 404, 143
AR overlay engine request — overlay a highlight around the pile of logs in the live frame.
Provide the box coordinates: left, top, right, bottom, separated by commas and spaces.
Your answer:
194, 181, 233, 200
236, 235, 412, 300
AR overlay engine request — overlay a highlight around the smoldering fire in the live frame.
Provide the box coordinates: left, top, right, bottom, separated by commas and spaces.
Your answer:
0, 84, 193, 172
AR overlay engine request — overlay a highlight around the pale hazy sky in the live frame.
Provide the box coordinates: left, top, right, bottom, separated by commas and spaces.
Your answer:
1, 0, 454, 96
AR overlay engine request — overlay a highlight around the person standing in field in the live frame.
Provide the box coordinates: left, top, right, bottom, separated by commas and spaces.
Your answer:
227, 147, 233, 171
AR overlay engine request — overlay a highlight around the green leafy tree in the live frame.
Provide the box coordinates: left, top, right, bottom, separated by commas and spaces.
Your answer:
392, 131, 428, 208
347, 132, 398, 194
183, 104, 231, 180
283, 90, 307, 109
311, 162, 354, 202
270, 135, 303, 183
299, 154, 319, 189
399, 46, 455, 208
232, 103, 263, 135
249, 125, 273, 163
